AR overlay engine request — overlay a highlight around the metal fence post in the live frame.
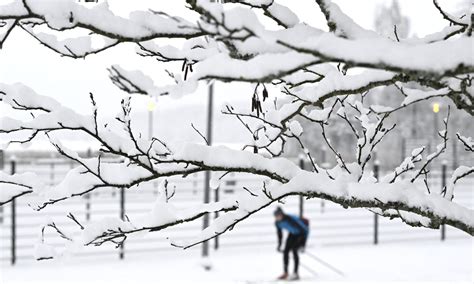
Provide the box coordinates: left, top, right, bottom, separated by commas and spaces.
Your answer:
452, 136, 458, 170
0, 150, 4, 224
202, 82, 214, 260
202, 171, 211, 258
85, 150, 91, 221
0, 150, 4, 169
320, 148, 328, 214
50, 161, 55, 186
441, 161, 447, 241
11, 160, 16, 265
214, 186, 219, 250
85, 194, 91, 221
401, 137, 406, 162
373, 161, 379, 245
119, 187, 125, 259
299, 156, 305, 218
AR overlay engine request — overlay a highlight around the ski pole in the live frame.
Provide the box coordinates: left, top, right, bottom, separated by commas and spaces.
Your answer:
305, 251, 345, 277
300, 262, 318, 277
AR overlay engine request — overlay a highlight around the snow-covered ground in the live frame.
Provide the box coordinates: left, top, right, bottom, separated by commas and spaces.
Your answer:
1, 239, 472, 284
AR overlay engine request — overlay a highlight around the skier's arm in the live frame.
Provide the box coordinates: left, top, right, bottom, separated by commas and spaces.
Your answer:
276, 223, 282, 250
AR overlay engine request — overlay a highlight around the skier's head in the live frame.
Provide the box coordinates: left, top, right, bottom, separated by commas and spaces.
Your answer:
274, 206, 284, 221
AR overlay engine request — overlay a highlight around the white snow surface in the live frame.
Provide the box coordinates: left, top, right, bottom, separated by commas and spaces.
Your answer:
1, 240, 471, 283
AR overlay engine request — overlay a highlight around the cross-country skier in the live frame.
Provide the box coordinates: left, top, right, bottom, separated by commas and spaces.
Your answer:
274, 206, 309, 281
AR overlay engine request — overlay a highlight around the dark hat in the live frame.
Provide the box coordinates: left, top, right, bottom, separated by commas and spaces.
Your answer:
273, 206, 284, 216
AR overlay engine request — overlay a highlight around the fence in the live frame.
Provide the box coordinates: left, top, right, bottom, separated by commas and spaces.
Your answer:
0, 156, 472, 265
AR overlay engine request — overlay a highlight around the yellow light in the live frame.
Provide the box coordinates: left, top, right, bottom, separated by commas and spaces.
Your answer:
147, 100, 156, 112
432, 102, 440, 113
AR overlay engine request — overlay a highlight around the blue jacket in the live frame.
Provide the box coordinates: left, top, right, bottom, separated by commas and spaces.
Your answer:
276, 214, 309, 237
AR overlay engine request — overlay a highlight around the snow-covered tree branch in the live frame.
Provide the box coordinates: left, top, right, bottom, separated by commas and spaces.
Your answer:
0, 0, 473, 259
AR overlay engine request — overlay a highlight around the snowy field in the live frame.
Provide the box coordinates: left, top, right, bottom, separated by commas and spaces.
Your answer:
1, 239, 472, 284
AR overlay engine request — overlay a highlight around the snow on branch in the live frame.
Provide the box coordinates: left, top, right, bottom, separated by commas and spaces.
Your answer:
456, 133, 474, 152
1, 0, 202, 40
19, 21, 120, 58
33, 165, 474, 258
444, 166, 474, 201
78, 180, 239, 248
0, 0, 470, 114
381, 147, 424, 184
410, 107, 450, 184
225, 0, 299, 28
314, 0, 379, 39
177, 170, 473, 249
371, 87, 451, 114
0, 83, 301, 208
0, 19, 17, 48
0, 171, 36, 206
432, 0, 469, 27
1, 81, 473, 251
277, 35, 473, 78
